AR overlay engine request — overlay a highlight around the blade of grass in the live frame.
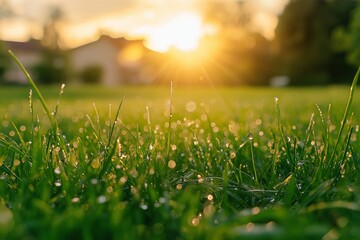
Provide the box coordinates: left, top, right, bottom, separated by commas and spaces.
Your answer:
330, 67, 360, 162
274, 97, 294, 164
8, 50, 55, 127
248, 133, 258, 184
107, 97, 124, 148
92, 103, 103, 144
166, 81, 173, 159
0, 164, 22, 181
53, 83, 66, 119
99, 99, 124, 178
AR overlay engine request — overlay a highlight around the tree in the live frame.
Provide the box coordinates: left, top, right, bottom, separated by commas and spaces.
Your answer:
333, 3, 360, 69
41, 7, 63, 50
274, 0, 356, 85
199, 1, 274, 85
32, 7, 70, 84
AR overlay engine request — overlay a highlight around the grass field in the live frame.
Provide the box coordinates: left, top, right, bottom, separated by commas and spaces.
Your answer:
1, 67, 360, 239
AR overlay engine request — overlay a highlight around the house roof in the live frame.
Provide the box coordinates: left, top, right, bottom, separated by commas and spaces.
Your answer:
1, 39, 42, 52
72, 35, 146, 50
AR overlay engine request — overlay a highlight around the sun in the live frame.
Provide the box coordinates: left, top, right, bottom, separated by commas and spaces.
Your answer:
142, 11, 221, 85
145, 12, 205, 53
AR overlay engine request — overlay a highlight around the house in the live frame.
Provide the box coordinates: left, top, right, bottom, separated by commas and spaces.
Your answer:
1, 39, 42, 84
1, 35, 158, 85
71, 36, 148, 85
70, 35, 159, 85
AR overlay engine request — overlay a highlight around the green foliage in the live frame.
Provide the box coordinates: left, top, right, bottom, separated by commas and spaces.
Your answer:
31, 48, 70, 84
0, 43, 10, 82
333, 3, 360, 68
0, 56, 360, 238
275, 0, 357, 85
221, 33, 275, 85
79, 65, 103, 84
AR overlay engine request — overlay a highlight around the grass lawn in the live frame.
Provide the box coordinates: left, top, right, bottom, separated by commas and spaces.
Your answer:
1, 77, 360, 239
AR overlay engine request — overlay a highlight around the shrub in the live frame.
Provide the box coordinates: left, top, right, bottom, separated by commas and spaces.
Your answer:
79, 65, 103, 84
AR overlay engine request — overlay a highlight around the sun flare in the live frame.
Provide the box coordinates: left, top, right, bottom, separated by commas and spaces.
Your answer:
145, 12, 205, 53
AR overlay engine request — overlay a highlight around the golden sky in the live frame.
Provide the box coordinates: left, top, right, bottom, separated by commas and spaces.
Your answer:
0, 0, 289, 51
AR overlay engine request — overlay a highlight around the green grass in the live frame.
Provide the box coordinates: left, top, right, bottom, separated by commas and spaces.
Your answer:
1, 54, 360, 239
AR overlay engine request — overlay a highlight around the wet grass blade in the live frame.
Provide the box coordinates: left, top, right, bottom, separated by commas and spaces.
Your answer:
330, 67, 360, 162
274, 97, 294, 164
166, 81, 173, 159
0, 164, 22, 181
8, 50, 55, 127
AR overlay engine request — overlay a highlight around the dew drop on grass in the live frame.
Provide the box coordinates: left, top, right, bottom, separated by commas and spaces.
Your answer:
140, 203, 148, 210
106, 186, 113, 193
91, 178, 99, 185
201, 114, 207, 121
252, 207, 260, 215
54, 180, 62, 187
213, 126, 219, 133
72, 197, 80, 203
119, 176, 127, 184
265, 221, 276, 230
340, 164, 346, 176
168, 160, 176, 169
130, 169, 138, 178
91, 159, 101, 169
191, 217, 200, 226
60, 83, 65, 94
248, 133, 253, 140
255, 119, 262, 126
198, 176, 204, 183
159, 197, 166, 204
13, 160, 20, 166
185, 101, 197, 113
246, 222, 255, 232
54, 167, 61, 175
97, 195, 106, 204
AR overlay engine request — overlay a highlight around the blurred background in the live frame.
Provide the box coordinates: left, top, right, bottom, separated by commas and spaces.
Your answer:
0, 0, 359, 86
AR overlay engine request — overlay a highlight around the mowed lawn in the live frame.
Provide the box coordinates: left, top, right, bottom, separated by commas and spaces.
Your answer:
0, 84, 360, 239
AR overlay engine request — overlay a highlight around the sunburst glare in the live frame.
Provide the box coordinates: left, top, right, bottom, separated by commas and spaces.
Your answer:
145, 12, 207, 53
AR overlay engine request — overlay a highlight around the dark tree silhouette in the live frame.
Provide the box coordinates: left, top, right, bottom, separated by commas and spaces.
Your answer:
32, 7, 70, 84
274, 0, 356, 85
